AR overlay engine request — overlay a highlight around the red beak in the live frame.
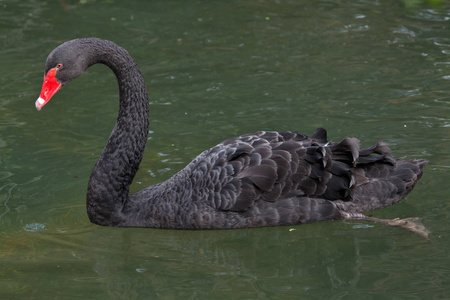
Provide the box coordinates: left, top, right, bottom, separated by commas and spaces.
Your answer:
35, 68, 62, 111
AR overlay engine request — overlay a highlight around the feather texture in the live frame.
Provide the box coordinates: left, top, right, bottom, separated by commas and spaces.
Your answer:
126, 128, 427, 228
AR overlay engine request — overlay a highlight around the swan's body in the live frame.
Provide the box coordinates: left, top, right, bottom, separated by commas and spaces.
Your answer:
36, 38, 427, 229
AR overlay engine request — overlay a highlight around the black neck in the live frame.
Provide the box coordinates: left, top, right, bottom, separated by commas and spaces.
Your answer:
84, 39, 149, 225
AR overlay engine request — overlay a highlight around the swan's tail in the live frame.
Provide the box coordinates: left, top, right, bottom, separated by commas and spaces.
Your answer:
336, 158, 428, 213
336, 158, 429, 238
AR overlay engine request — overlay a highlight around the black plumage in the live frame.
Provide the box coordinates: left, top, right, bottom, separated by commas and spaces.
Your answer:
36, 38, 427, 229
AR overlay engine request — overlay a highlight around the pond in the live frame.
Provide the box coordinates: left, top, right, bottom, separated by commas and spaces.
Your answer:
1, 0, 449, 299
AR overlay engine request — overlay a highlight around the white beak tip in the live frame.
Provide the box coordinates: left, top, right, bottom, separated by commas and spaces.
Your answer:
35, 97, 45, 111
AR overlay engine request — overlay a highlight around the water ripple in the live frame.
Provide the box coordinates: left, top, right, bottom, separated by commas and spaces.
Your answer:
0, 172, 15, 220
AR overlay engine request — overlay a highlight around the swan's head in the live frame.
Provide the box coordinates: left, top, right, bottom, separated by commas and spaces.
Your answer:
35, 39, 93, 110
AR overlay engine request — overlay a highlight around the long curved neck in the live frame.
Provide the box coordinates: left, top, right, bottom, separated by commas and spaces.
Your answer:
85, 39, 149, 226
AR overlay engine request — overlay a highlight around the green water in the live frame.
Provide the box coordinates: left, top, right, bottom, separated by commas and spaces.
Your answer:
1, 0, 449, 299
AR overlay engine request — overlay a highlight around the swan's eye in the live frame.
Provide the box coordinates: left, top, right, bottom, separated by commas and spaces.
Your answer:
56, 63, 63, 69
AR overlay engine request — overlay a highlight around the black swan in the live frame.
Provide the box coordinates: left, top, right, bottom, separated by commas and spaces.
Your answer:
35, 38, 429, 235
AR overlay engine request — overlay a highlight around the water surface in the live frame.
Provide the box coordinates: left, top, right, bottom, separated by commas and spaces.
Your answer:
1, 0, 449, 299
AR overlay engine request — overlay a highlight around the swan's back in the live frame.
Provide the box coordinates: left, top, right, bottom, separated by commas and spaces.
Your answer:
129, 128, 426, 228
